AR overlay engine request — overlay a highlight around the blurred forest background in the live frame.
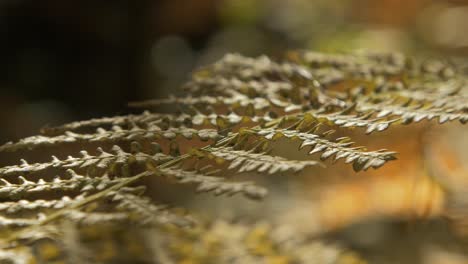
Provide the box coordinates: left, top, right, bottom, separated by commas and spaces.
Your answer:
1, 0, 468, 143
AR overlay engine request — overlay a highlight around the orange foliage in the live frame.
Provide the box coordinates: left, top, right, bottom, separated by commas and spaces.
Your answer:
313, 124, 463, 230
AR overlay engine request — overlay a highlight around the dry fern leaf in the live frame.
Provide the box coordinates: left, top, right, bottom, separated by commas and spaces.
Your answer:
155, 167, 267, 200
41, 111, 275, 138
0, 170, 121, 200
0, 50, 466, 262
202, 146, 323, 174
128, 94, 277, 115
0, 127, 219, 152
250, 128, 396, 171
40, 112, 175, 136
109, 189, 194, 227
0, 145, 171, 178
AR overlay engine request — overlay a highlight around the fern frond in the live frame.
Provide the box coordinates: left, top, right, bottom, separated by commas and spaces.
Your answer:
64, 210, 130, 225
185, 77, 295, 98
0, 145, 171, 178
0, 50, 466, 262
357, 100, 468, 124
195, 53, 313, 81
129, 93, 273, 112
155, 167, 267, 200
298, 111, 398, 134
252, 128, 396, 171
110, 190, 194, 227
0, 127, 219, 152
40, 111, 173, 136
0, 196, 84, 216
292, 50, 455, 80
0, 169, 123, 199
42, 111, 275, 138
203, 146, 322, 174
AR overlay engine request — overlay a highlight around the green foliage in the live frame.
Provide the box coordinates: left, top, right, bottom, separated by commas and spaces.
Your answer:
0, 50, 466, 263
